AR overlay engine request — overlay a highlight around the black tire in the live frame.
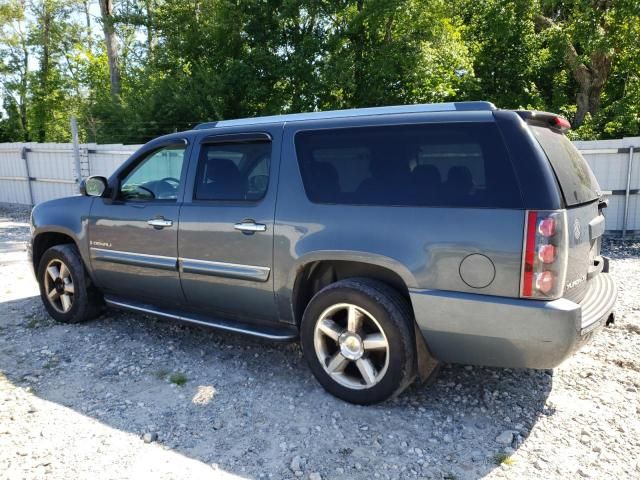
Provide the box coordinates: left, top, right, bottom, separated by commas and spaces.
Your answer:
300, 278, 416, 404
37, 244, 103, 323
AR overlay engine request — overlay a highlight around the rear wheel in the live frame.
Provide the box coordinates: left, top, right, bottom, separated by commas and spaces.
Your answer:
301, 278, 416, 404
37, 244, 102, 323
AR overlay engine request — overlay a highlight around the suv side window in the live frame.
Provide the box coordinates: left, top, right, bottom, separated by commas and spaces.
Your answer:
120, 145, 186, 201
294, 122, 522, 208
194, 142, 271, 201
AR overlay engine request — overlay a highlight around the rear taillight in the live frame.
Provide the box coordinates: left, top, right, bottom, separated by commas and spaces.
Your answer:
520, 210, 568, 299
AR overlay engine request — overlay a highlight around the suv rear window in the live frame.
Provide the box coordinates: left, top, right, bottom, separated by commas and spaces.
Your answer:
294, 122, 522, 208
529, 125, 600, 206
194, 142, 271, 201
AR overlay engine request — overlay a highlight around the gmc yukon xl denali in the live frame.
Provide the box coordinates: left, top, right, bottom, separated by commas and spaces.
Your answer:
29, 102, 617, 404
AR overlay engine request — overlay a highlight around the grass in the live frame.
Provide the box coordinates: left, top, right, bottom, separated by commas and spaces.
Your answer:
43, 358, 59, 369
152, 369, 188, 386
168, 372, 188, 386
26, 317, 39, 329
493, 452, 516, 466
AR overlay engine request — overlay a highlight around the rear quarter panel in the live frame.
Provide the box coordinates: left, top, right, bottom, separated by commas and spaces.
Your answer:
274, 114, 526, 322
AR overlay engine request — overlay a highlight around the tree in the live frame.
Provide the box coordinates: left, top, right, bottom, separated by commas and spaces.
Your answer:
0, 0, 30, 141
535, 0, 639, 127
27, 0, 88, 142
322, 0, 473, 109
31, 0, 52, 142
457, 0, 543, 109
1, 0, 638, 144
98, 0, 121, 99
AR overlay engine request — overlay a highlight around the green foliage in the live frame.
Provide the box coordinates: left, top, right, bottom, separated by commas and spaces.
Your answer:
168, 372, 187, 386
0, 0, 638, 143
320, 0, 473, 108
458, 0, 544, 109
493, 451, 516, 466
0, 96, 25, 141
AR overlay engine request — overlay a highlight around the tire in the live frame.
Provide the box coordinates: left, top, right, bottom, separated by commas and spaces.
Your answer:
300, 278, 416, 404
37, 244, 103, 323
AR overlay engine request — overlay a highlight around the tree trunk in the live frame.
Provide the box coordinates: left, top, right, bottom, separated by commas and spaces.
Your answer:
20, 47, 29, 141
82, 0, 91, 32
36, 3, 51, 143
145, 0, 154, 54
534, 14, 612, 128
352, 0, 366, 107
566, 46, 611, 127
98, 0, 121, 100
13, 0, 29, 140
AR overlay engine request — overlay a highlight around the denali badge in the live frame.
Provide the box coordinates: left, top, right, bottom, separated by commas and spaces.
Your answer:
573, 219, 581, 241
90, 240, 112, 248
566, 274, 586, 290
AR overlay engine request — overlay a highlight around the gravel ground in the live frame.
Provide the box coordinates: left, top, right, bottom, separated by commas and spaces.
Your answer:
1, 203, 639, 480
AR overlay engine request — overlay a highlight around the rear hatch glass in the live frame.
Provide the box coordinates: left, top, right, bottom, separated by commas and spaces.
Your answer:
529, 124, 604, 303
529, 125, 601, 206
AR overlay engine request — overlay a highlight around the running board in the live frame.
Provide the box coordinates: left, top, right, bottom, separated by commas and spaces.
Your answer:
104, 296, 298, 341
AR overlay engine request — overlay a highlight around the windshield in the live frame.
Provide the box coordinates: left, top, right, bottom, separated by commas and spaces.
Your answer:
529, 125, 600, 206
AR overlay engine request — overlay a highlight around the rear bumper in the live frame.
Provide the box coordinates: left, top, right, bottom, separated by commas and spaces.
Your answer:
410, 272, 617, 369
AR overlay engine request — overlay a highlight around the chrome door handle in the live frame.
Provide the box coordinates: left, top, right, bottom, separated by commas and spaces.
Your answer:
234, 221, 267, 233
147, 217, 173, 228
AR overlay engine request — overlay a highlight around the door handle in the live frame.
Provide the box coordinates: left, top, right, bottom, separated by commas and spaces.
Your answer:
147, 217, 173, 228
234, 221, 267, 233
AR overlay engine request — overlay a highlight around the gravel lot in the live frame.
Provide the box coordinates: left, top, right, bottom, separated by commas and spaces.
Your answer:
1, 203, 639, 480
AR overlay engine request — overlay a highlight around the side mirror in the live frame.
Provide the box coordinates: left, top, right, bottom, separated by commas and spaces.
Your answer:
80, 176, 108, 197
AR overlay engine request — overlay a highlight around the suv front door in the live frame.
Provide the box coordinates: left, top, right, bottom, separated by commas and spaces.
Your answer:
88, 140, 190, 305
178, 130, 280, 323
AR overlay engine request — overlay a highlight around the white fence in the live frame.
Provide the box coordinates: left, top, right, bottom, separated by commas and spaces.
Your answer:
0, 138, 638, 236
0, 143, 139, 205
573, 138, 639, 237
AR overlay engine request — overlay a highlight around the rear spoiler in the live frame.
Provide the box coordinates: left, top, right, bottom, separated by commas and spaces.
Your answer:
515, 110, 571, 133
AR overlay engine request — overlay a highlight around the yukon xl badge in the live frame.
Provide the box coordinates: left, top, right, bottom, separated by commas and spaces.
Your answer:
573, 219, 581, 241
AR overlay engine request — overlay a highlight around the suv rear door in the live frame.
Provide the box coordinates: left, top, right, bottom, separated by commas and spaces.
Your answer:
528, 124, 604, 302
177, 127, 281, 323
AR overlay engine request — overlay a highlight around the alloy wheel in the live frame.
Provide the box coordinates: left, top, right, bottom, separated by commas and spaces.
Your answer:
43, 259, 75, 313
313, 303, 390, 390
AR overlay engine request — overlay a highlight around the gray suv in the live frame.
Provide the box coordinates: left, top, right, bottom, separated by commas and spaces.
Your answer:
29, 102, 617, 404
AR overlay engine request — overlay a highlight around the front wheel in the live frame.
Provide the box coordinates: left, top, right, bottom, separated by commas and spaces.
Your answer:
37, 244, 102, 323
300, 278, 416, 404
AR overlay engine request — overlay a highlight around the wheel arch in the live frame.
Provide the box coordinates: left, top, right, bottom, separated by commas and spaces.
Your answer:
290, 255, 415, 328
288, 254, 439, 384
32, 229, 79, 273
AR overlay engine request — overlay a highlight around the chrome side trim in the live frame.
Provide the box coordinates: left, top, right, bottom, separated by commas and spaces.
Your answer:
90, 248, 270, 281
179, 257, 270, 282
104, 297, 296, 341
91, 247, 177, 271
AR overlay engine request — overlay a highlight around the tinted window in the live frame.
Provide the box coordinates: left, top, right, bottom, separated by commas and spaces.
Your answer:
120, 146, 186, 201
194, 142, 271, 201
529, 126, 600, 206
295, 123, 522, 208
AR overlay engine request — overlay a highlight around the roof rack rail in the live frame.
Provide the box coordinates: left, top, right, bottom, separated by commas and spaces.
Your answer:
193, 101, 496, 130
